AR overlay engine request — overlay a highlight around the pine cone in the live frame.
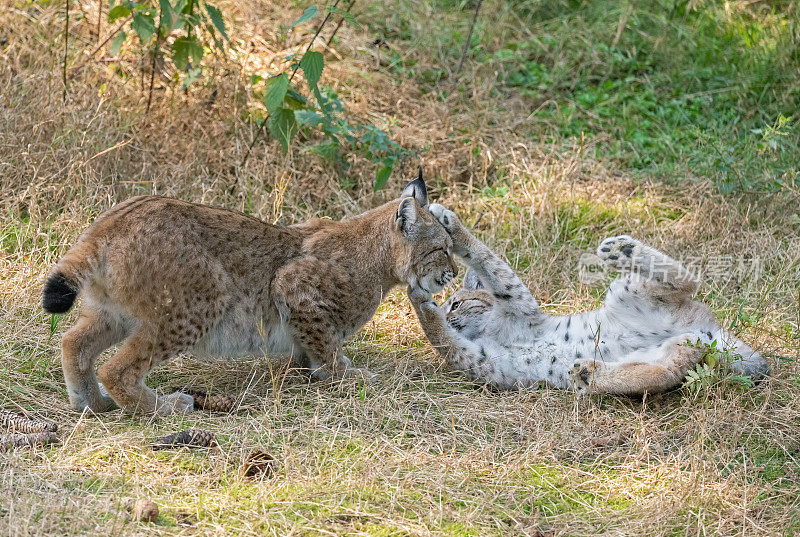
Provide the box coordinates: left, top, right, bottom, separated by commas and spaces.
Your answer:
173, 388, 235, 413
241, 449, 279, 479
152, 429, 217, 450
129, 499, 159, 522
0, 432, 58, 451
0, 409, 58, 433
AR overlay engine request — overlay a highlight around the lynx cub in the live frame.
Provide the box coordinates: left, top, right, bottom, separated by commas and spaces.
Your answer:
409, 204, 768, 395
43, 173, 456, 415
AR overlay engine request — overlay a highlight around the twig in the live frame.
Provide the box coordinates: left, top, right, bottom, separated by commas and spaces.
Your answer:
288, 0, 341, 84
68, 16, 132, 77
63, 0, 70, 101
240, 0, 342, 168
96, 0, 102, 41
454, 0, 483, 78
146, 12, 162, 113
327, 0, 356, 45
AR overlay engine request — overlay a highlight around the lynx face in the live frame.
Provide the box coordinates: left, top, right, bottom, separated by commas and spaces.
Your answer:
400, 210, 457, 294
392, 176, 457, 294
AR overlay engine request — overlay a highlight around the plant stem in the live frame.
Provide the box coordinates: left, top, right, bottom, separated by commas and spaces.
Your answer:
63, 0, 70, 101
240, 0, 342, 168
454, 0, 483, 78
327, 0, 356, 50
289, 0, 341, 83
96, 0, 102, 41
68, 16, 133, 77
146, 13, 163, 113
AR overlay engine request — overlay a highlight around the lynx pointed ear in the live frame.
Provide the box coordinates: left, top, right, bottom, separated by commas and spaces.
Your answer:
463, 268, 484, 290
401, 167, 428, 207
395, 197, 420, 236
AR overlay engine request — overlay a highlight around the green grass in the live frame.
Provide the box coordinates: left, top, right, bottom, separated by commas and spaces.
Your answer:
368, 0, 800, 194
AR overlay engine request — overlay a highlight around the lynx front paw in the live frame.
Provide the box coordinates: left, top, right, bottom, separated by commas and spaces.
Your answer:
156, 392, 195, 416
428, 204, 460, 233
407, 284, 434, 305
429, 204, 471, 257
597, 235, 643, 269
570, 359, 600, 394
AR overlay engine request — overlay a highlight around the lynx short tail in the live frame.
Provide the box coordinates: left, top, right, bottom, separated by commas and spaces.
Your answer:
42, 243, 97, 314
42, 272, 80, 314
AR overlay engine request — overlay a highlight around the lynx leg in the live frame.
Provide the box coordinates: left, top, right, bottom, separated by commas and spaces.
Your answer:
61, 309, 126, 412
428, 204, 539, 318
597, 235, 699, 297
97, 329, 193, 416
287, 318, 371, 382
571, 334, 705, 395
407, 285, 494, 381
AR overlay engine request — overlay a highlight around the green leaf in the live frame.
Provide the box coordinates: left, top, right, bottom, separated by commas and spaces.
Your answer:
290, 5, 318, 28
172, 37, 203, 69
284, 87, 308, 110
108, 4, 131, 21
158, 0, 174, 33
308, 141, 339, 160
173, 0, 188, 14
300, 50, 323, 87
263, 73, 289, 114
204, 3, 229, 41
269, 107, 298, 153
374, 164, 393, 191
182, 66, 202, 88
329, 6, 360, 29
132, 13, 156, 43
294, 109, 324, 126
109, 31, 126, 56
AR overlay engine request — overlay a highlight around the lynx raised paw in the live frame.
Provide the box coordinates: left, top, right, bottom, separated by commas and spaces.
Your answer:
570, 359, 601, 394
155, 392, 195, 416
428, 204, 460, 233
429, 203, 471, 257
596, 235, 643, 269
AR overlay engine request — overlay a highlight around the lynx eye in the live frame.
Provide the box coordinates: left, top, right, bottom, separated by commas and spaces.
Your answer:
449, 300, 462, 311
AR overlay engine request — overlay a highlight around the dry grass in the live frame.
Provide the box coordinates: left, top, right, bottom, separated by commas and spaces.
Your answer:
2, 0, 800, 535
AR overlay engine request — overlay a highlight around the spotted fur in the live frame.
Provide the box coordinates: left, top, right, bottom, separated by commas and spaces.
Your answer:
44, 174, 456, 416
408, 204, 768, 395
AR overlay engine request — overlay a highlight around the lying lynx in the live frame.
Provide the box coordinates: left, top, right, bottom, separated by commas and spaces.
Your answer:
43, 173, 456, 415
409, 204, 768, 395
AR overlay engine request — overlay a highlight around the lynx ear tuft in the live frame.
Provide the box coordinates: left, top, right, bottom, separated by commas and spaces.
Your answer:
395, 197, 420, 236
401, 167, 428, 207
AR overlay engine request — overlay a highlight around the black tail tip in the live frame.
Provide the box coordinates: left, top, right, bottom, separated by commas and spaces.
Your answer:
42, 272, 79, 314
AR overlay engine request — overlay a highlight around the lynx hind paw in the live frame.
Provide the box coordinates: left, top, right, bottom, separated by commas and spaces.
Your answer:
570, 359, 599, 394
428, 204, 459, 233
597, 235, 643, 268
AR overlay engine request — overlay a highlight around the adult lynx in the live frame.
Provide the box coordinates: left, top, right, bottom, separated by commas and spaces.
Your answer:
409, 204, 768, 395
43, 173, 456, 415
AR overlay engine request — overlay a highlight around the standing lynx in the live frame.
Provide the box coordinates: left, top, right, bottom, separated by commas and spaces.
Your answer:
42, 173, 456, 416
409, 204, 768, 395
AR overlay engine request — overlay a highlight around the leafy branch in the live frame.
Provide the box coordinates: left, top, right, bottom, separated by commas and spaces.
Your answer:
242, 2, 408, 189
